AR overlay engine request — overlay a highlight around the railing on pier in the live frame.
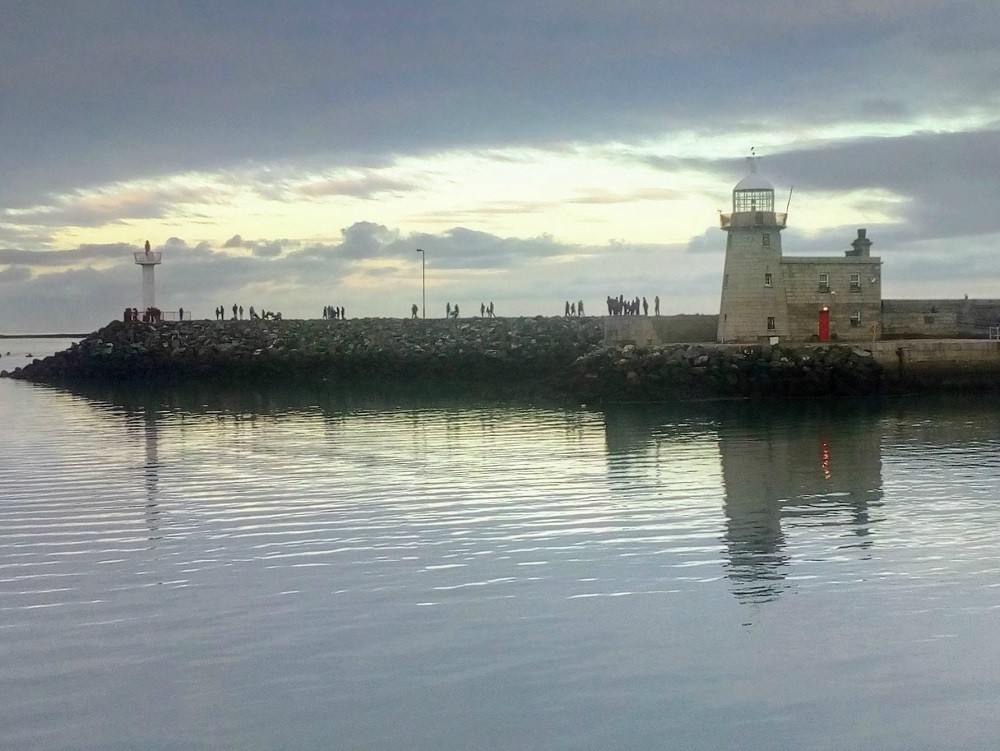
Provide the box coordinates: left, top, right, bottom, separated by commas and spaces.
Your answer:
719, 211, 788, 229
124, 309, 190, 322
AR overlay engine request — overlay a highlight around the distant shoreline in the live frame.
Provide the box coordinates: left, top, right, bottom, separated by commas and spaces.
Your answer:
0, 333, 87, 339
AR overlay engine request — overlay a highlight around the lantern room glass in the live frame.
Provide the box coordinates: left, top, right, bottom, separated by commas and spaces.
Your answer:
733, 188, 774, 213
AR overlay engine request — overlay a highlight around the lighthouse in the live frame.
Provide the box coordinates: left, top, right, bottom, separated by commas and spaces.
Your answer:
133, 240, 162, 311
717, 155, 788, 343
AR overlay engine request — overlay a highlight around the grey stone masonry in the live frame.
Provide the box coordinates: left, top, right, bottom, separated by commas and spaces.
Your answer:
716, 158, 883, 343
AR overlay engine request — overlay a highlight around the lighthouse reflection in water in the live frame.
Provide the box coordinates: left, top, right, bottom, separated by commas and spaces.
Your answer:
2, 382, 999, 751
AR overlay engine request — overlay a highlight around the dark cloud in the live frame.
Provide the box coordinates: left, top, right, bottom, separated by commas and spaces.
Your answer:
662, 128, 1000, 247
249, 240, 291, 258
686, 227, 725, 255
759, 129, 1000, 240
0, 243, 135, 266
337, 222, 400, 260
3, 217, 997, 333
0, 266, 135, 333
2, 0, 999, 329
0, 266, 31, 283
7, 185, 220, 228
281, 222, 570, 271
2, 1, 997, 207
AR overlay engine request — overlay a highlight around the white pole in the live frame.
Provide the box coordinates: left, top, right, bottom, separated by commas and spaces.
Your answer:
142, 264, 156, 309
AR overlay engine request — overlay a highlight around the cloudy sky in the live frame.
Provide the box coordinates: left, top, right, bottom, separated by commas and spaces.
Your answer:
2, 1, 999, 331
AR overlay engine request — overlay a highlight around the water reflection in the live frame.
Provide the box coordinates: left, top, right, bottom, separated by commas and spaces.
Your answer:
718, 402, 883, 603
25, 383, 998, 612
604, 401, 884, 604
5, 380, 1000, 751
140, 408, 161, 541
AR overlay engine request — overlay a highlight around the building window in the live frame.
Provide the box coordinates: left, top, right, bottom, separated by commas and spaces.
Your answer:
762, 233, 771, 247
818, 273, 830, 292
764, 273, 772, 287
850, 311, 862, 326
850, 273, 861, 291
766, 316, 776, 331
724, 273, 729, 288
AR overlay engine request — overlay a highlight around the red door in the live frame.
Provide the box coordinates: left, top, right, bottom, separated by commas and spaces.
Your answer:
818, 307, 830, 342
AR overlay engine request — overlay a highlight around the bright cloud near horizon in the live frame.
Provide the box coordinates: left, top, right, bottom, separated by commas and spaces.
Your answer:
2, 1, 1000, 332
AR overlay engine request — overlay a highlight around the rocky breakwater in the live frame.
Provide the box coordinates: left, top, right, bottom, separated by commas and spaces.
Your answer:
2, 317, 606, 391
570, 342, 888, 401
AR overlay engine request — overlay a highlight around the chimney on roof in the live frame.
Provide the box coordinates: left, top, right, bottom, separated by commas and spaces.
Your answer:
847, 228, 872, 258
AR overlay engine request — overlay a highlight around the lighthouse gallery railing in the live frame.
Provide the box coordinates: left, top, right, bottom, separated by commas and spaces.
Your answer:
719, 211, 787, 229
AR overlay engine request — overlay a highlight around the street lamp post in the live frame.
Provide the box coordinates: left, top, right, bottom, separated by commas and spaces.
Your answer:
415, 248, 425, 319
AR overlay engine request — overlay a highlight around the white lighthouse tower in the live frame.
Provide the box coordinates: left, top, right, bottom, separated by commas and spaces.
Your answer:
717, 155, 788, 343
133, 240, 162, 312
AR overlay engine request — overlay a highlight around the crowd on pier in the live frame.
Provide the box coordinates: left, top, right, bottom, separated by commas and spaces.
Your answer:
127, 296, 667, 322
606, 294, 659, 316
214, 304, 281, 321
123, 307, 163, 323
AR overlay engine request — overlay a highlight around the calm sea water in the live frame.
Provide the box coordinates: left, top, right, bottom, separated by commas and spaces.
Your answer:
2, 357, 1000, 750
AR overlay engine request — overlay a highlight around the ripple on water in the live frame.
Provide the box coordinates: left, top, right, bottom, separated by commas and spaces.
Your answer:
4, 385, 1000, 749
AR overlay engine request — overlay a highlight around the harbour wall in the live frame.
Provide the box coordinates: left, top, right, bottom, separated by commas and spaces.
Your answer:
601, 301, 1000, 344
601, 314, 718, 346
3, 317, 999, 400
881, 299, 1000, 340
869, 339, 1000, 389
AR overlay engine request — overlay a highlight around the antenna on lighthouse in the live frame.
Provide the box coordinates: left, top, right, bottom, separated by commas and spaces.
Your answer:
785, 186, 793, 215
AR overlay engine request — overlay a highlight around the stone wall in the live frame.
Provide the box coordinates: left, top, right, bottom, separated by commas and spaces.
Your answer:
869, 339, 1000, 388
881, 299, 1000, 339
602, 314, 719, 345
7, 317, 1000, 400
2, 317, 605, 388
571, 342, 886, 401
782, 256, 882, 342
717, 225, 787, 342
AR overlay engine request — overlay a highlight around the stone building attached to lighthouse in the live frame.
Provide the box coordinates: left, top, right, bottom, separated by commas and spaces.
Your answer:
717, 157, 882, 344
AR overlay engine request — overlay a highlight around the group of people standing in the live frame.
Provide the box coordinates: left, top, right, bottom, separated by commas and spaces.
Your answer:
430, 302, 496, 319
123, 307, 162, 323
607, 294, 659, 316
200, 296, 665, 321
215, 304, 279, 320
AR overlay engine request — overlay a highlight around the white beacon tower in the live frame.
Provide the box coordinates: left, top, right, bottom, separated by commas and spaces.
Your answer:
133, 240, 162, 310
717, 155, 788, 343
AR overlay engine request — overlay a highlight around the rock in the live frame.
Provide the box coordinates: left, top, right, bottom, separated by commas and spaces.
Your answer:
3, 319, 892, 402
